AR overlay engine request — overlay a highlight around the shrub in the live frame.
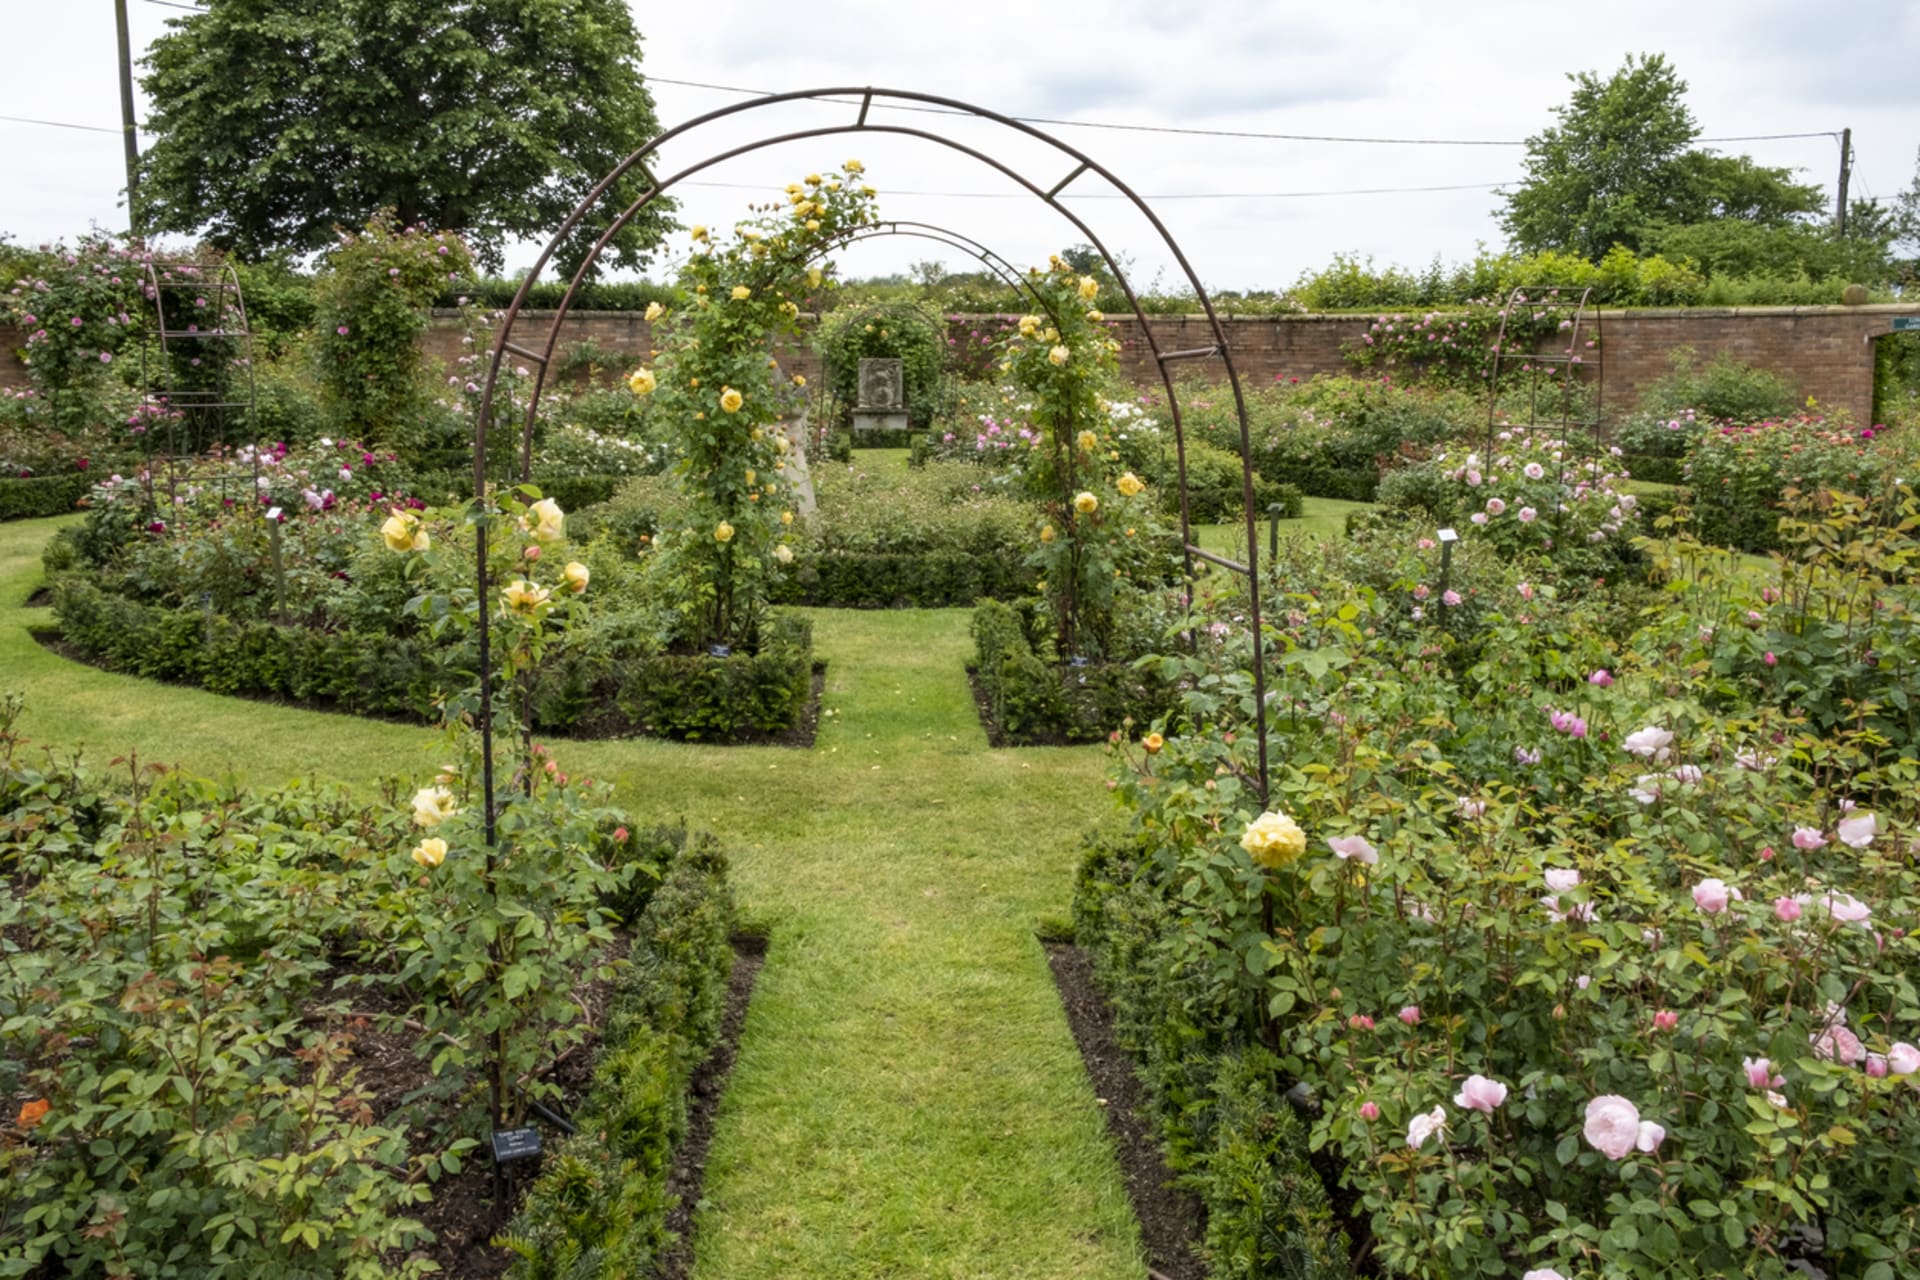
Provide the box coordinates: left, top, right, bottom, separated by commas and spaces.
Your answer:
1682, 415, 1885, 552
969, 598, 1171, 743
0, 471, 92, 521
815, 300, 950, 432
1641, 347, 1798, 423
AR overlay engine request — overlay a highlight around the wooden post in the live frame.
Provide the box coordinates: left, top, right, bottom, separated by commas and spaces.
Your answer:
1836, 127, 1852, 236
114, 0, 141, 234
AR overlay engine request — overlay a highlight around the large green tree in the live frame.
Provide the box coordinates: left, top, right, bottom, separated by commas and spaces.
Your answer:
137, 0, 674, 274
1500, 54, 1826, 262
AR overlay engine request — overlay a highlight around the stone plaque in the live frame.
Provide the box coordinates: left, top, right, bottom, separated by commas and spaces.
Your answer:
857, 357, 904, 411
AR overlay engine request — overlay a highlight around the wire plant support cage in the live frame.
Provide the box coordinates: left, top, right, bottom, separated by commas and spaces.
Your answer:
1483, 285, 1605, 512
136, 258, 259, 504
468, 85, 1277, 1148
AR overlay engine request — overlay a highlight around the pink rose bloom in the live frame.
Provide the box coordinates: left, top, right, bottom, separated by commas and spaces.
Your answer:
1327, 835, 1379, 865
1456, 796, 1486, 819
1653, 1010, 1678, 1032
1812, 1023, 1866, 1065
1349, 1014, 1375, 1031
1399, 1005, 1421, 1025
1442, 589, 1463, 607
1635, 1120, 1666, 1154
1583, 1095, 1643, 1160
1774, 896, 1805, 922
1763, 651, 1778, 666
1453, 1074, 1508, 1113
1486, 497, 1507, 516
1791, 826, 1826, 850
1517, 582, 1535, 600
1359, 1100, 1381, 1121
1517, 506, 1538, 523
1470, 512, 1489, 526
1691, 878, 1736, 914
1622, 726, 1674, 760
1543, 868, 1580, 893
1836, 813, 1878, 848
1523, 1271, 1569, 1280
1867, 1054, 1890, 1078
1587, 668, 1613, 686
1743, 1056, 1783, 1088
1888, 1043, 1920, 1076
1823, 891, 1872, 923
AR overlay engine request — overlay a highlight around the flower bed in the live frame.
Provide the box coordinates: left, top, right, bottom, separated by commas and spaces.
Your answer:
0, 698, 736, 1276
1077, 488, 1920, 1279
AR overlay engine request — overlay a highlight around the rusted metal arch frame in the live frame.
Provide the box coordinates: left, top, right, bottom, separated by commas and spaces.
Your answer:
473, 89, 1272, 875
1483, 286, 1603, 527
792, 221, 1050, 435
138, 257, 258, 497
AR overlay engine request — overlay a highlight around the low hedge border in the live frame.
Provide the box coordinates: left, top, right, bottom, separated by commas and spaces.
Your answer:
48, 576, 814, 743
772, 549, 1033, 608
969, 598, 1174, 745
848, 427, 918, 450
0, 473, 93, 522
501, 824, 738, 1276
1072, 833, 1355, 1277
402, 470, 630, 513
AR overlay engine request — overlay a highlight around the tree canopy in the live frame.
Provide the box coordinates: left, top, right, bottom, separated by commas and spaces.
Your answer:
1499, 54, 1828, 263
137, 0, 675, 274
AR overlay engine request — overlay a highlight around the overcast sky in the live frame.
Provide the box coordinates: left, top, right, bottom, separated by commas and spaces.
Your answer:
5, 0, 1916, 295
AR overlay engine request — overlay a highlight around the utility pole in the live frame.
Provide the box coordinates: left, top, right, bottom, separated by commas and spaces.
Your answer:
1836, 126, 1852, 237
115, 0, 141, 237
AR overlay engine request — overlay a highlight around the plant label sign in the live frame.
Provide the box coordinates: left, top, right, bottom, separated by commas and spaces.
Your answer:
491, 1127, 543, 1164
1892, 317, 1920, 332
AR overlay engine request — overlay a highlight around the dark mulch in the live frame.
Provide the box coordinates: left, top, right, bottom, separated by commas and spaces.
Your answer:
1044, 942, 1206, 1280
30, 628, 827, 748
659, 932, 767, 1280
24, 586, 51, 608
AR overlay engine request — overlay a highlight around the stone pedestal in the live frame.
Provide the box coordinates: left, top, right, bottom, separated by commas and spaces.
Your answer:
851, 410, 908, 433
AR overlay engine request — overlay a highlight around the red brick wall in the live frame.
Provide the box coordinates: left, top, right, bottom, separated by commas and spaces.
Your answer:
6, 305, 1908, 423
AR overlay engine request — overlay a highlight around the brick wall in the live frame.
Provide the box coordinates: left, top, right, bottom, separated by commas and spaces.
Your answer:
6, 305, 1909, 422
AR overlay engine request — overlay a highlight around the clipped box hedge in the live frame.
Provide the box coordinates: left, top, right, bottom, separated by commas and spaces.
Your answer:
501, 824, 738, 1277
0, 473, 93, 522
969, 598, 1173, 745
49, 576, 813, 742
1073, 833, 1354, 1277
771, 549, 1033, 609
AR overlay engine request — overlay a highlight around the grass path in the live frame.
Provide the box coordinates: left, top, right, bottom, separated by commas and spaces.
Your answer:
0, 513, 1147, 1279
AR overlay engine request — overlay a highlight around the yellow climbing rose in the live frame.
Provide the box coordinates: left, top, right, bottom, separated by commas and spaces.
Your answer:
714, 521, 734, 543
501, 578, 551, 616
1078, 276, 1100, 301
563, 561, 590, 594
410, 786, 459, 829
411, 837, 448, 869
1116, 471, 1146, 497
1076, 430, 1098, 452
1049, 345, 1070, 366
730, 285, 751, 301
644, 301, 665, 322
1073, 491, 1098, 515
720, 387, 745, 413
627, 367, 657, 395
525, 497, 565, 544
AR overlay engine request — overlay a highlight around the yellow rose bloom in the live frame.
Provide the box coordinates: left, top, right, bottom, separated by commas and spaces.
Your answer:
1240, 810, 1308, 868
1040, 524, 1056, 543
730, 285, 751, 301
805, 172, 822, 185
690, 224, 708, 241
1049, 345, 1071, 366
714, 521, 734, 543
773, 543, 794, 564
526, 497, 565, 544
1142, 732, 1164, 754
1073, 491, 1098, 514
1116, 471, 1146, 497
1076, 430, 1098, 452
792, 374, 807, 387
628, 367, 657, 395
781, 510, 794, 525
564, 561, 590, 594
411, 786, 459, 828
381, 510, 427, 553
502, 578, 552, 616
1078, 276, 1100, 301
845, 158, 864, 173
644, 301, 665, 322
1018, 314, 1041, 337
720, 387, 745, 414
785, 183, 803, 196
744, 469, 756, 486
807, 267, 823, 288
1087, 309, 1104, 322
860, 184, 876, 197
411, 836, 448, 869
805, 219, 821, 232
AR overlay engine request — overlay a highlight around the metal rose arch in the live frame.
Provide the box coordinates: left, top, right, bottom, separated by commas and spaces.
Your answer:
470, 86, 1274, 843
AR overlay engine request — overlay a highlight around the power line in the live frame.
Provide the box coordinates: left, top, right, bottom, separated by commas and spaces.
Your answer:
646, 74, 1840, 149
678, 178, 1506, 200
0, 113, 123, 135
